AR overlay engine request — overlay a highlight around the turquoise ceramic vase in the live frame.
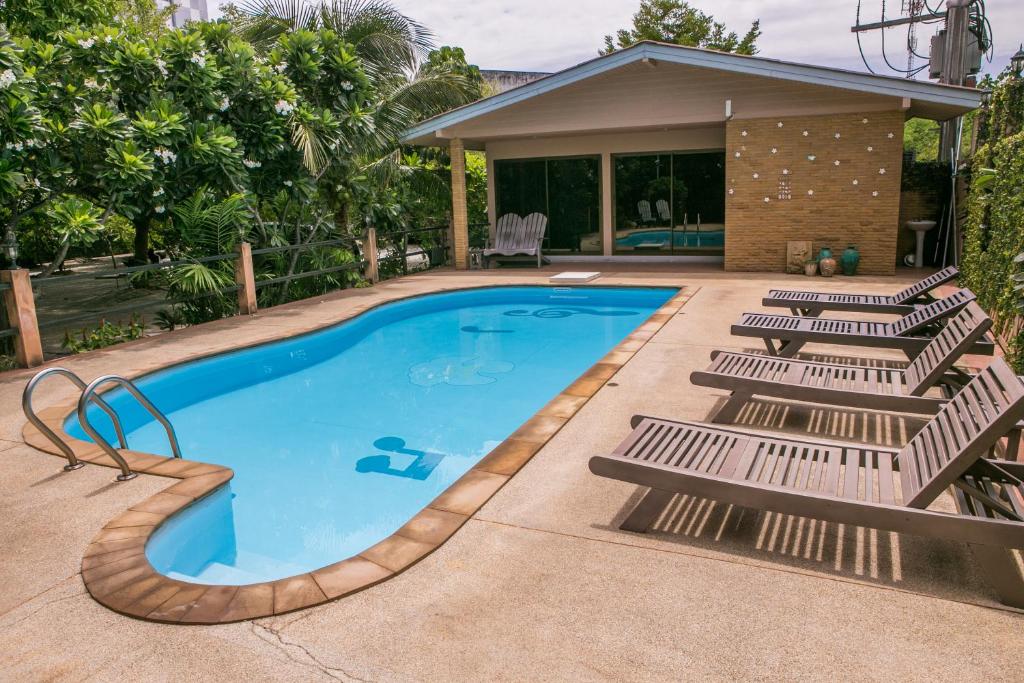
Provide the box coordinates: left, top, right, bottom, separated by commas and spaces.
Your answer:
841, 245, 860, 276
817, 246, 833, 262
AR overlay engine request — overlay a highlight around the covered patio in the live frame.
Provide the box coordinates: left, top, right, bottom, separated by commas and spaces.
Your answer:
403, 41, 982, 274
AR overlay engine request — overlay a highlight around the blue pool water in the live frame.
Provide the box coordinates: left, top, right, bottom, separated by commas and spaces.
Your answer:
66, 286, 676, 584
616, 229, 724, 248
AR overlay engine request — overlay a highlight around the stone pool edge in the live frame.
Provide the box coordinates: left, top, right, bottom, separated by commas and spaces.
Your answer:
21, 284, 697, 624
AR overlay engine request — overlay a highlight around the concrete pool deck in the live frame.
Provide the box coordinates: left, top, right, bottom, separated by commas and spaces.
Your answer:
0, 266, 1021, 680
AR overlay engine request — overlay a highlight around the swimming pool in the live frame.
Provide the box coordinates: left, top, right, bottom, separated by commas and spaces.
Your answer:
66, 286, 677, 585
616, 229, 724, 248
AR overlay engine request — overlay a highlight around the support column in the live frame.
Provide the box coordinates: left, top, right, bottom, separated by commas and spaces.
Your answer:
235, 242, 258, 315
601, 151, 614, 256
450, 138, 470, 270
363, 226, 380, 284
1, 269, 43, 367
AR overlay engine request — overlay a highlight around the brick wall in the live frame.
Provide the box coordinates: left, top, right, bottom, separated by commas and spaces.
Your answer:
724, 111, 905, 274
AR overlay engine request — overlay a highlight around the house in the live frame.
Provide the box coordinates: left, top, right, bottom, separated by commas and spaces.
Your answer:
402, 41, 983, 274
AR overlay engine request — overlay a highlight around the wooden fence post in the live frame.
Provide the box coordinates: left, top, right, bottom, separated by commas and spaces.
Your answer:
235, 242, 258, 315
1, 269, 44, 367
364, 226, 380, 284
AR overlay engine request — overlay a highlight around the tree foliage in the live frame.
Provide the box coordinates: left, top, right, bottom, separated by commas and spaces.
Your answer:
602, 0, 760, 56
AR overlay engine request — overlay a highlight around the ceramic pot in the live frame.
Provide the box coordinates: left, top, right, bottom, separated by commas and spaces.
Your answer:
804, 260, 818, 276
817, 246, 833, 262
841, 245, 860, 276
819, 256, 837, 277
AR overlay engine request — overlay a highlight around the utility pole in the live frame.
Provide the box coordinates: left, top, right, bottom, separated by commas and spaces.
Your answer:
851, 0, 976, 161
937, 0, 970, 161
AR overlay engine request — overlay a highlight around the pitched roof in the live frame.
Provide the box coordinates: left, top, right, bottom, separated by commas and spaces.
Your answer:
402, 41, 983, 145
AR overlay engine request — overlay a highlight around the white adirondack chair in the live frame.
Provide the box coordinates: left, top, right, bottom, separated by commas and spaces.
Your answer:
655, 199, 670, 222
637, 200, 653, 223
484, 213, 548, 268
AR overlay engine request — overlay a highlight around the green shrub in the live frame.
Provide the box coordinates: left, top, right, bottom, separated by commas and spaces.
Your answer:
62, 315, 145, 353
961, 132, 1024, 369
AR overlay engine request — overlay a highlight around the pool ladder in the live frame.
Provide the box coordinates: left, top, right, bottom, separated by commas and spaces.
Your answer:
23, 368, 183, 481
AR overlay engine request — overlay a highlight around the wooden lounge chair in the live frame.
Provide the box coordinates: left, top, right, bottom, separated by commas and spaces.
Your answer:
694, 302, 993, 422
763, 266, 959, 316
484, 212, 548, 268
589, 358, 1024, 608
732, 288, 993, 359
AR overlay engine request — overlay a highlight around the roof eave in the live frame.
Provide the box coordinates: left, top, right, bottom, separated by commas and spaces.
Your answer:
401, 42, 983, 145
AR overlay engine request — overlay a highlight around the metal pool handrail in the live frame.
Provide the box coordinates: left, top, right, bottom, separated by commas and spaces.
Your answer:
22, 367, 128, 471
77, 375, 184, 482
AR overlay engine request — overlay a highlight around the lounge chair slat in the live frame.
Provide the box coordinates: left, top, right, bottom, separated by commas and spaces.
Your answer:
878, 454, 895, 504
763, 267, 959, 315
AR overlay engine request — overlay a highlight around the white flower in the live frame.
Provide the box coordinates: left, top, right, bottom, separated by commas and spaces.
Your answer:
862, 118, 869, 124
867, 146, 874, 152
0, 69, 16, 89
155, 58, 168, 76
283, 180, 293, 187
807, 154, 816, 161
341, 80, 354, 91
274, 99, 294, 115
274, 63, 286, 73
771, 147, 777, 154
153, 187, 164, 197
219, 96, 230, 111
777, 121, 784, 128
852, 179, 859, 185
763, 196, 770, 202
207, 113, 215, 120
872, 191, 879, 197
154, 147, 176, 163
190, 53, 206, 68
77, 38, 96, 49
834, 132, 841, 139
879, 168, 886, 175
154, 205, 165, 214
782, 168, 789, 175
752, 172, 759, 179
104, 35, 113, 44
802, 130, 809, 136
807, 189, 814, 196
834, 160, 841, 166
887, 132, 895, 139
741, 130, 748, 136
728, 188, 734, 195
242, 158, 261, 169
734, 151, 741, 158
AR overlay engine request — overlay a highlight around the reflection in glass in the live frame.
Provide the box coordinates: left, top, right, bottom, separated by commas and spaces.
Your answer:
614, 151, 725, 254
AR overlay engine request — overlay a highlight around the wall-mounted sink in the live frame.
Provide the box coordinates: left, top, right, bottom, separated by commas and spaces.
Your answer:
905, 220, 937, 268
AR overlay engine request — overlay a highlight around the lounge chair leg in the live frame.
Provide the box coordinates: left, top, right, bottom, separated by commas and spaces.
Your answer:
1005, 428, 1021, 461
777, 339, 805, 358
620, 488, 674, 533
968, 543, 1024, 609
763, 339, 779, 356
710, 391, 752, 424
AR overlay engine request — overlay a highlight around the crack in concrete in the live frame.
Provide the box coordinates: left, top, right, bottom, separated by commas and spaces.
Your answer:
250, 621, 373, 683
0, 578, 87, 629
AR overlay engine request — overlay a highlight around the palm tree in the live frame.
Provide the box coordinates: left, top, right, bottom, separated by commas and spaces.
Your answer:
232, 0, 481, 181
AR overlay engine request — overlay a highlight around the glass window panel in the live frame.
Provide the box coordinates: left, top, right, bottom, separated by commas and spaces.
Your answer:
546, 157, 601, 254
494, 156, 601, 255
495, 159, 546, 218
614, 154, 673, 253
671, 151, 725, 253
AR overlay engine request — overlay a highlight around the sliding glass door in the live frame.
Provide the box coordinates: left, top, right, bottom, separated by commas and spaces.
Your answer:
613, 151, 725, 255
494, 156, 601, 255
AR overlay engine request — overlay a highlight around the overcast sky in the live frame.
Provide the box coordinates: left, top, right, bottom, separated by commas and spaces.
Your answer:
216, 1, 1022, 78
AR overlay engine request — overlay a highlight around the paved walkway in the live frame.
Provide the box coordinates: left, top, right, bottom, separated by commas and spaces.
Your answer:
0, 267, 1020, 681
